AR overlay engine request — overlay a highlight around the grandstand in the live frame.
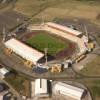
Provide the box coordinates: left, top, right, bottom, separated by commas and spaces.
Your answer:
4, 38, 44, 65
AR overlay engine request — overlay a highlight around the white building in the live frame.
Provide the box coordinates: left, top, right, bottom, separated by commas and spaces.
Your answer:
4, 38, 44, 65
54, 82, 86, 100
44, 22, 87, 54
45, 22, 82, 37
27, 22, 88, 55
35, 79, 49, 97
0, 68, 9, 79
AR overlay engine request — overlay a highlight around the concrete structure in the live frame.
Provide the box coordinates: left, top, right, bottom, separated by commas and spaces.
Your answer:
35, 79, 49, 97
0, 91, 8, 100
27, 24, 44, 31
4, 38, 44, 65
28, 22, 89, 55
45, 22, 82, 37
54, 82, 85, 100
44, 22, 87, 54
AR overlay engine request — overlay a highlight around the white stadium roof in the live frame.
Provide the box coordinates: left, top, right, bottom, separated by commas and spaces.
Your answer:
46, 22, 82, 36
4, 38, 44, 64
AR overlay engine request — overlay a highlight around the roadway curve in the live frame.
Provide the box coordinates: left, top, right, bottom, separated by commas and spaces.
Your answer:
0, 42, 100, 81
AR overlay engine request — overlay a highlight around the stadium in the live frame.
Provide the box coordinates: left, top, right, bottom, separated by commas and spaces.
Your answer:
4, 22, 89, 67
21, 30, 76, 58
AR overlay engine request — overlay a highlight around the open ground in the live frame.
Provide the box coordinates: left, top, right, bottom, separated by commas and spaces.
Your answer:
14, 0, 100, 25
0, 0, 100, 100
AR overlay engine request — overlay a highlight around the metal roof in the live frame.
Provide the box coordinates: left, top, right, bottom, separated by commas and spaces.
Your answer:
54, 82, 85, 100
46, 22, 82, 36
35, 79, 48, 95
4, 38, 44, 65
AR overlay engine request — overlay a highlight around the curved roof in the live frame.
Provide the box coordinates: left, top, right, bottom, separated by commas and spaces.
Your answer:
54, 82, 85, 100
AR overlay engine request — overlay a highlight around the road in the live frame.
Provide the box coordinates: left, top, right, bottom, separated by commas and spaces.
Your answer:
0, 42, 77, 80
0, 10, 99, 81
0, 79, 22, 100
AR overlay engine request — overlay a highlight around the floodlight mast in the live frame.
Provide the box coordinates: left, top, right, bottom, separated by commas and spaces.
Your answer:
44, 48, 48, 65
2, 27, 6, 42
84, 25, 89, 41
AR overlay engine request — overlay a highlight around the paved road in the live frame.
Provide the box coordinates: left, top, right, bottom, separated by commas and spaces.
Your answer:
0, 79, 22, 100
0, 43, 77, 80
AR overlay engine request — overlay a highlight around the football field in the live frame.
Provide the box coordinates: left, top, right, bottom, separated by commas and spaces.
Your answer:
26, 33, 68, 56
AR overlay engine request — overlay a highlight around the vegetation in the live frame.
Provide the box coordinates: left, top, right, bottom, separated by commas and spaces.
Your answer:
5, 74, 30, 97
26, 32, 68, 56
80, 56, 100, 100
80, 79, 100, 100
81, 56, 100, 76
13, 0, 100, 100
14, 0, 100, 22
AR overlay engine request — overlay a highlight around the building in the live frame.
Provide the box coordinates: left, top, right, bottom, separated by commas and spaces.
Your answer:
34, 79, 49, 97
54, 82, 86, 100
27, 22, 88, 55
44, 22, 87, 54
4, 38, 44, 65
45, 22, 82, 37
0, 83, 10, 100
0, 68, 9, 79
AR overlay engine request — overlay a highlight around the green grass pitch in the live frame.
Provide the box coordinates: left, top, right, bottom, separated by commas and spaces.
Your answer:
26, 33, 69, 56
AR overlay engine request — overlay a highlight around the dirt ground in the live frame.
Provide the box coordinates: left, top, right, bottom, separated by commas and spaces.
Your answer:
0, 10, 27, 33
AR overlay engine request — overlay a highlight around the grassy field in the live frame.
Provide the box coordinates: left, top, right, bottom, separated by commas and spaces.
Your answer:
14, 0, 59, 16
26, 33, 68, 56
81, 56, 100, 76
14, 0, 100, 23
5, 74, 30, 97
76, 79, 100, 100
79, 56, 100, 100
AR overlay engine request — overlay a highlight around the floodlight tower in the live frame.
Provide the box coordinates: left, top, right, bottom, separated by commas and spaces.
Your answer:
2, 27, 6, 42
44, 48, 48, 65
84, 25, 89, 41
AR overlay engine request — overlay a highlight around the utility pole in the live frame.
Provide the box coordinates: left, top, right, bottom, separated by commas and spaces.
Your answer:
44, 48, 48, 65
41, 14, 45, 25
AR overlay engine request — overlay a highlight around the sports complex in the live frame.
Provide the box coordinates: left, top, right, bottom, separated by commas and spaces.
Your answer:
4, 22, 89, 66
